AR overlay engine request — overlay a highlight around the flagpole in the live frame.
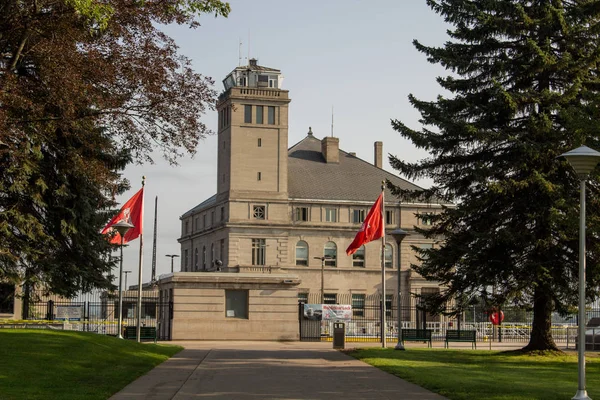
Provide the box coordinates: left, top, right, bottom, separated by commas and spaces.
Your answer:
136, 176, 146, 343
380, 180, 386, 348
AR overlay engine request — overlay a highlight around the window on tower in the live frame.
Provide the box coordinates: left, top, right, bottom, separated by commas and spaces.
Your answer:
256, 106, 264, 124
268, 106, 275, 124
244, 105, 252, 123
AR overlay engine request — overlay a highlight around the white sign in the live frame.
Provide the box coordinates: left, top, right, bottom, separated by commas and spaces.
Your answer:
56, 306, 83, 321
226, 310, 235, 317
322, 304, 352, 321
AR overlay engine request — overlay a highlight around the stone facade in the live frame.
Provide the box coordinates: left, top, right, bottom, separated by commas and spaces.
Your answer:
178, 60, 448, 308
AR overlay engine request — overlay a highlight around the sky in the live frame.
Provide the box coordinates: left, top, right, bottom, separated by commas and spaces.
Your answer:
115, 0, 451, 287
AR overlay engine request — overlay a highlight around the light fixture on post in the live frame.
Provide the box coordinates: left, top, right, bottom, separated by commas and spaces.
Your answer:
390, 228, 409, 350
559, 145, 600, 400
314, 255, 333, 304
112, 220, 134, 339
165, 254, 180, 273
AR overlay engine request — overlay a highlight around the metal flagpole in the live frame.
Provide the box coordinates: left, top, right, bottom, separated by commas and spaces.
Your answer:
381, 180, 386, 348
136, 177, 146, 343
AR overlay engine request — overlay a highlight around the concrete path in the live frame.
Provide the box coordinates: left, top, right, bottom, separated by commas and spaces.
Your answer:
109, 341, 448, 400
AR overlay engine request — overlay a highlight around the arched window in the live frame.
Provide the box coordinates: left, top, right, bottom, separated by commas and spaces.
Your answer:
194, 248, 199, 271
385, 243, 393, 269
352, 245, 365, 267
295, 240, 308, 266
202, 246, 206, 270
324, 242, 337, 267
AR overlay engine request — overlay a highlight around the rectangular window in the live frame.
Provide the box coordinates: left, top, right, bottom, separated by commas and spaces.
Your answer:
296, 207, 309, 221
257, 172, 262, 181
352, 209, 365, 223
211, 211, 215, 226
253, 205, 265, 220
0, 284, 15, 314
419, 243, 433, 260
225, 290, 248, 319
352, 294, 365, 317
325, 208, 337, 222
220, 239, 225, 261
221, 206, 225, 221
219, 109, 223, 129
324, 293, 337, 305
184, 249, 189, 269
185, 220, 189, 234
225, 106, 230, 126
386, 294, 393, 317
258, 138, 262, 147
420, 213, 433, 226
298, 293, 309, 303
203, 214, 206, 228
385, 244, 393, 268
256, 106, 264, 124
268, 106, 275, 124
386, 210, 394, 225
244, 105, 252, 123
195, 217, 199, 231
252, 238, 266, 265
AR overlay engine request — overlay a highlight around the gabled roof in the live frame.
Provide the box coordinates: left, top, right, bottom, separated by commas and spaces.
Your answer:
288, 135, 425, 203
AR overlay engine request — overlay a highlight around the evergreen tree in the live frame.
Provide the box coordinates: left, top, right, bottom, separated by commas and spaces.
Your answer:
0, 0, 229, 297
389, 0, 600, 350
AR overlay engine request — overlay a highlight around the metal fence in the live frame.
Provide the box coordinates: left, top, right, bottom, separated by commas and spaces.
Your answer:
298, 293, 594, 348
23, 295, 171, 340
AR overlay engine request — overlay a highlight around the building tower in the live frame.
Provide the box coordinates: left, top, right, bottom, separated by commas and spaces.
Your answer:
216, 59, 291, 203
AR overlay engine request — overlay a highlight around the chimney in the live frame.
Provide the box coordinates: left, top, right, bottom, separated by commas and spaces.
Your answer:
249, 58, 258, 67
349, 152, 356, 156
374, 141, 383, 168
321, 137, 339, 164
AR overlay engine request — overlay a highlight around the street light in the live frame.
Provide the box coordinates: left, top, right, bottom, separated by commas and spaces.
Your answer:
165, 254, 180, 273
390, 228, 409, 350
123, 271, 132, 291
560, 145, 600, 400
314, 255, 333, 304
112, 220, 134, 339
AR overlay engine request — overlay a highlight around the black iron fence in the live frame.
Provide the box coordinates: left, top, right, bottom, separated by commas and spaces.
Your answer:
23, 297, 171, 340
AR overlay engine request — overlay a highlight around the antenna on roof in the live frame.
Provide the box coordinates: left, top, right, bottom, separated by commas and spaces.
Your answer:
247, 29, 250, 63
331, 106, 334, 137
238, 39, 242, 66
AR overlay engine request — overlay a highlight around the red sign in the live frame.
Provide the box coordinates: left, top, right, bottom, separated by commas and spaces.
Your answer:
489, 310, 504, 325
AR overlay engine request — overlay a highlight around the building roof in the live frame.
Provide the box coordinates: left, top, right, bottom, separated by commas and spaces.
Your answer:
288, 134, 425, 203
183, 133, 440, 218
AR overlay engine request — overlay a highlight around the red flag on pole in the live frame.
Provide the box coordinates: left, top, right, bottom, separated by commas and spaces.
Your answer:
346, 192, 384, 255
101, 187, 144, 244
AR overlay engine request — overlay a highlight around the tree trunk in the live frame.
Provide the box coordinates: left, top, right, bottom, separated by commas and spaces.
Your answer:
523, 286, 558, 351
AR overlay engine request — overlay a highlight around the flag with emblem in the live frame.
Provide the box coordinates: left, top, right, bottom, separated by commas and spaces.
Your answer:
346, 192, 384, 255
101, 187, 144, 244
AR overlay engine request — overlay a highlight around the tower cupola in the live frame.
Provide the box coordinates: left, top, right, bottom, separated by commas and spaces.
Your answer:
222, 59, 284, 91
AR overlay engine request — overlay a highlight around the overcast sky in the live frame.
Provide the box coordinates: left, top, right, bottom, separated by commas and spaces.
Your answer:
115, 0, 451, 286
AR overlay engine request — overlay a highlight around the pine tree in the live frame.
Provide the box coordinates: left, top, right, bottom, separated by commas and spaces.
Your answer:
389, 0, 600, 351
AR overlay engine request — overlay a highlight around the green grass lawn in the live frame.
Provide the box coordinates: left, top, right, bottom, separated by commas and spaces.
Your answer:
349, 347, 600, 400
0, 329, 182, 400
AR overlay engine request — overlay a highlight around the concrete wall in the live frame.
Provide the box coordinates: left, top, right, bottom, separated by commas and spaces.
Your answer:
159, 272, 300, 341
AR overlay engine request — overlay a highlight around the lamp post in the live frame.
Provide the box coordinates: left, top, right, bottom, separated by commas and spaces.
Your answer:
165, 254, 180, 273
123, 271, 132, 291
112, 220, 134, 339
314, 256, 333, 304
391, 228, 409, 350
560, 145, 600, 400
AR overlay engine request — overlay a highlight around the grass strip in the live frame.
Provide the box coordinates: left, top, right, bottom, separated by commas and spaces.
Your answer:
349, 347, 600, 400
0, 329, 182, 400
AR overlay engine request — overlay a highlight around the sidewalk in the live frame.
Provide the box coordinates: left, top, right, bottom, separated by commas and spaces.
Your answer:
109, 341, 449, 400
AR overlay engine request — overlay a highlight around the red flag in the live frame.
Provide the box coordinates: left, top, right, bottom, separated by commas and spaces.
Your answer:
346, 193, 384, 255
102, 187, 144, 244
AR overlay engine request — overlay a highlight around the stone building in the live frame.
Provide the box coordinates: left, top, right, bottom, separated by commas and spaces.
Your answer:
177, 59, 448, 312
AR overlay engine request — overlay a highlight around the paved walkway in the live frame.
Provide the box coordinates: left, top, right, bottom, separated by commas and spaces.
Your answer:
109, 341, 449, 400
